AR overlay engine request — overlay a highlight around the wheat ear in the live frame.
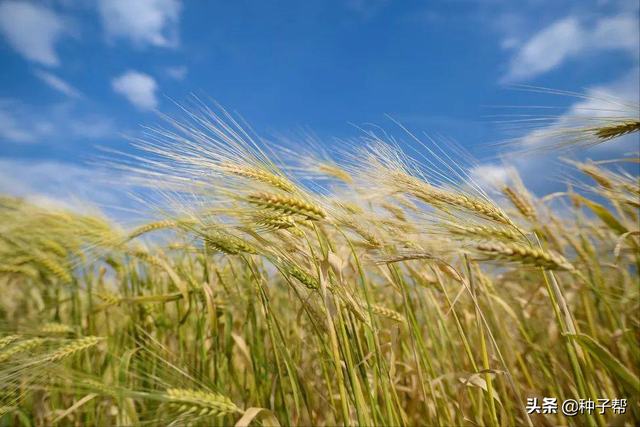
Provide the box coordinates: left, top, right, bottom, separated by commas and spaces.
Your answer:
127, 220, 182, 240
595, 120, 640, 141
285, 265, 319, 290
39, 239, 68, 257
361, 302, 406, 323
374, 251, 434, 264
397, 174, 516, 228
503, 186, 537, 220
475, 241, 574, 271
0, 338, 45, 362
98, 291, 121, 307
42, 336, 104, 362
165, 388, 241, 417
0, 265, 35, 277
39, 323, 74, 334
204, 233, 258, 255
247, 192, 327, 220
250, 211, 300, 230
221, 164, 298, 193
446, 222, 522, 242
0, 335, 22, 350
33, 252, 72, 283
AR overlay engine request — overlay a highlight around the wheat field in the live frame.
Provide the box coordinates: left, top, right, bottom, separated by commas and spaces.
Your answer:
0, 100, 639, 426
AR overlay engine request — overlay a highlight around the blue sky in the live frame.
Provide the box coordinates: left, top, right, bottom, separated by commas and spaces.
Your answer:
0, 0, 638, 216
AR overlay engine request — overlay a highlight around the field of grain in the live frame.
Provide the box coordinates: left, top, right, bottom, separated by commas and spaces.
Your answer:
0, 102, 638, 426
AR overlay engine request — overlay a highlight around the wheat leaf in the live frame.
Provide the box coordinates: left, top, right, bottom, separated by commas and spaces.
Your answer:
566, 333, 640, 393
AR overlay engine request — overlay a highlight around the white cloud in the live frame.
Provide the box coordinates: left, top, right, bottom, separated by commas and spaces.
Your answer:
503, 17, 583, 82
111, 71, 159, 110
166, 65, 188, 80
98, 0, 182, 48
503, 13, 640, 82
0, 1, 69, 66
591, 14, 639, 52
470, 163, 515, 190
33, 70, 83, 99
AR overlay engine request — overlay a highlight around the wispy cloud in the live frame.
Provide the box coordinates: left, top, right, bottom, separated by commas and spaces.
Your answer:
346, 0, 390, 19
0, 98, 115, 144
0, 157, 127, 216
97, 0, 182, 48
0, 99, 54, 143
111, 70, 159, 111
503, 17, 582, 83
503, 13, 639, 82
0, 1, 70, 66
166, 65, 188, 81
67, 114, 115, 140
33, 70, 83, 99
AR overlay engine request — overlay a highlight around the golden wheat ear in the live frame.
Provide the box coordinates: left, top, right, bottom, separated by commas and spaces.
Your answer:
164, 388, 241, 417
594, 120, 640, 141
474, 241, 574, 271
